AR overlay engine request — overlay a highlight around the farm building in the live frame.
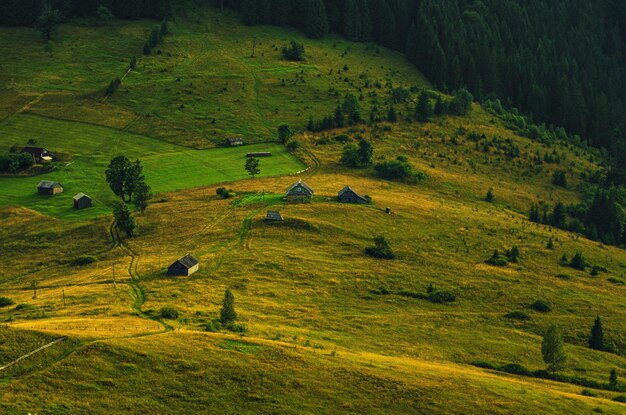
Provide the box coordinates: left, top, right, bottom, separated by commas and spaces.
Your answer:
266, 210, 284, 221
246, 152, 272, 157
338, 186, 368, 204
228, 137, 243, 146
22, 147, 54, 164
37, 180, 63, 195
286, 180, 313, 203
167, 254, 199, 276
73, 193, 92, 209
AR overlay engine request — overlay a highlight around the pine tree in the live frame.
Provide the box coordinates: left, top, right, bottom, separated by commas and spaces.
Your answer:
35, 2, 61, 41
589, 316, 605, 350
357, 138, 373, 166
609, 368, 618, 389
305, 0, 329, 39
387, 106, 397, 122
416, 91, 433, 121
542, 324, 566, 373
434, 96, 447, 116
220, 288, 237, 325
551, 202, 567, 229
334, 105, 345, 128
343, 0, 361, 41
485, 188, 494, 203
278, 124, 293, 144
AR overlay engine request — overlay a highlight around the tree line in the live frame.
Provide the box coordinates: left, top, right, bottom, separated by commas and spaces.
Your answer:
214, 0, 626, 183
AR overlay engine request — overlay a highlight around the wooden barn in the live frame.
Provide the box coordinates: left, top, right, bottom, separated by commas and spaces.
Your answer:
167, 254, 199, 276
266, 210, 284, 221
338, 186, 368, 204
73, 193, 92, 209
37, 180, 63, 195
286, 180, 313, 203
22, 147, 54, 164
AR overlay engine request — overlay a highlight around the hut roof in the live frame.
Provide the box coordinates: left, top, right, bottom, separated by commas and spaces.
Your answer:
175, 254, 199, 269
286, 180, 314, 195
73, 192, 91, 201
37, 180, 62, 189
266, 210, 284, 221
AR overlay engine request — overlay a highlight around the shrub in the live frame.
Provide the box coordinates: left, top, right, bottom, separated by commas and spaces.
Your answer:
613, 395, 626, 403
581, 389, 597, 397
374, 159, 425, 183
333, 134, 350, 143
216, 187, 234, 198
396, 290, 427, 300
552, 170, 567, 187
204, 320, 220, 332
364, 236, 395, 259
531, 299, 551, 312
570, 252, 586, 270
286, 140, 301, 152
225, 323, 247, 333
485, 188, 495, 202
159, 306, 180, 320
470, 360, 498, 370
607, 277, 625, 285
282, 41, 304, 61
71, 255, 96, 266
504, 310, 530, 320
0, 297, 14, 308
0, 152, 34, 173
500, 363, 532, 376
428, 290, 456, 303
486, 250, 509, 266
506, 246, 521, 263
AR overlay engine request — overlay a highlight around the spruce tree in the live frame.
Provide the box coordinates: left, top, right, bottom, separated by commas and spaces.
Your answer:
589, 316, 605, 350
416, 91, 433, 121
485, 188, 494, 202
220, 288, 237, 325
542, 324, 566, 373
357, 138, 373, 166
609, 368, 618, 389
343, 0, 361, 41
304, 0, 329, 39
387, 106, 397, 122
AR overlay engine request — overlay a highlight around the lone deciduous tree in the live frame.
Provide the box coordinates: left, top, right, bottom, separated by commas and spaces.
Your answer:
220, 288, 237, 325
113, 202, 136, 237
278, 124, 293, 144
245, 157, 260, 179
542, 324, 566, 373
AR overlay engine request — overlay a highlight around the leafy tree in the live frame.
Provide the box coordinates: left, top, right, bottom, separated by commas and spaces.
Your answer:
415, 91, 433, 121
434, 96, 447, 116
220, 288, 237, 324
134, 181, 151, 212
365, 235, 395, 259
0, 297, 14, 308
106, 156, 132, 200
278, 124, 293, 144
35, 2, 61, 41
357, 138, 373, 167
286, 140, 301, 152
113, 202, 136, 237
589, 316, 605, 350
341, 144, 360, 168
449, 88, 473, 115
282, 41, 304, 61
485, 188, 494, 203
342, 93, 361, 124
245, 157, 260, 179
542, 324, 566, 373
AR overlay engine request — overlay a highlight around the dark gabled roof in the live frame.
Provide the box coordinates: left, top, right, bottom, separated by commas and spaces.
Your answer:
73, 192, 91, 201
266, 210, 284, 221
338, 185, 366, 200
37, 180, 62, 189
286, 180, 314, 195
174, 254, 199, 269
22, 147, 47, 154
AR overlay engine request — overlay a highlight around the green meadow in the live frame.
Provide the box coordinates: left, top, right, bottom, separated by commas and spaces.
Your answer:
0, 114, 304, 219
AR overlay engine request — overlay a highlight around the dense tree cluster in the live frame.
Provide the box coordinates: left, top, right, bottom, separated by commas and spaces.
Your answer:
217, 0, 626, 177
0, 0, 170, 26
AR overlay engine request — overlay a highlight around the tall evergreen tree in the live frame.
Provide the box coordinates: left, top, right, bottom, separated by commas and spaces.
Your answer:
589, 316, 605, 351
220, 288, 237, 324
342, 0, 361, 41
305, 0, 329, 39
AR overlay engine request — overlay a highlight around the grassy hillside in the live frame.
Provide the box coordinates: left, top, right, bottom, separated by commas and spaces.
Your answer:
0, 4, 625, 415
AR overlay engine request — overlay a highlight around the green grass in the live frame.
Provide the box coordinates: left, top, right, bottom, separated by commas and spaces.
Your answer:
0, 114, 304, 219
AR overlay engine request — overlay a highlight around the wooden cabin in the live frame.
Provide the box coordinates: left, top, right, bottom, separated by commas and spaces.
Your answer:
73, 193, 92, 209
37, 180, 63, 195
286, 180, 313, 203
266, 210, 284, 221
167, 254, 199, 276
22, 147, 54, 164
338, 186, 368, 204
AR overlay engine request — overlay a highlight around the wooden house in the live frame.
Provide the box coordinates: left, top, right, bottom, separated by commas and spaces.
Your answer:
286, 180, 313, 203
266, 210, 284, 221
167, 254, 199, 276
228, 137, 243, 146
22, 147, 54, 164
338, 186, 368, 204
73, 193, 92, 209
37, 180, 63, 195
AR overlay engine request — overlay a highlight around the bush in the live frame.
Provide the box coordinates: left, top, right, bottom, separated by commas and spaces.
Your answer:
0, 297, 14, 308
485, 188, 495, 202
428, 290, 456, 303
374, 158, 425, 183
364, 236, 395, 259
581, 389, 597, 397
506, 245, 521, 263
159, 306, 180, 320
216, 187, 234, 199
607, 277, 625, 285
204, 320, 220, 332
552, 170, 568, 187
613, 395, 626, 403
0, 152, 34, 173
486, 250, 509, 266
471, 360, 498, 370
71, 255, 96, 266
225, 323, 247, 333
286, 140, 301, 152
282, 41, 304, 61
504, 310, 531, 320
500, 363, 532, 376
333, 134, 350, 143
570, 252, 586, 270
531, 299, 552, 312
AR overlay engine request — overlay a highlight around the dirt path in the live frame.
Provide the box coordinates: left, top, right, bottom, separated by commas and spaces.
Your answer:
0, 337, 66, 372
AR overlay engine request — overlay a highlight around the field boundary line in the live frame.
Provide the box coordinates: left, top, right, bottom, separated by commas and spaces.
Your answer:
0, 337, 66, 372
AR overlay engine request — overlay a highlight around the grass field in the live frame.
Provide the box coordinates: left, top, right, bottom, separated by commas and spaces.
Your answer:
0, 3, 625, 415
0, 114, 304, 219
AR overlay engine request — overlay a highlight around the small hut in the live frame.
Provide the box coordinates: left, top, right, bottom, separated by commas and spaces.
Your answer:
37, 180, 63, 195
73, 193, 92, 209
286, 180, 313, 203
266, 210, 284, 221
338, 186, 368, 204
167, 254, 199, 276
22, 147, 54, 164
